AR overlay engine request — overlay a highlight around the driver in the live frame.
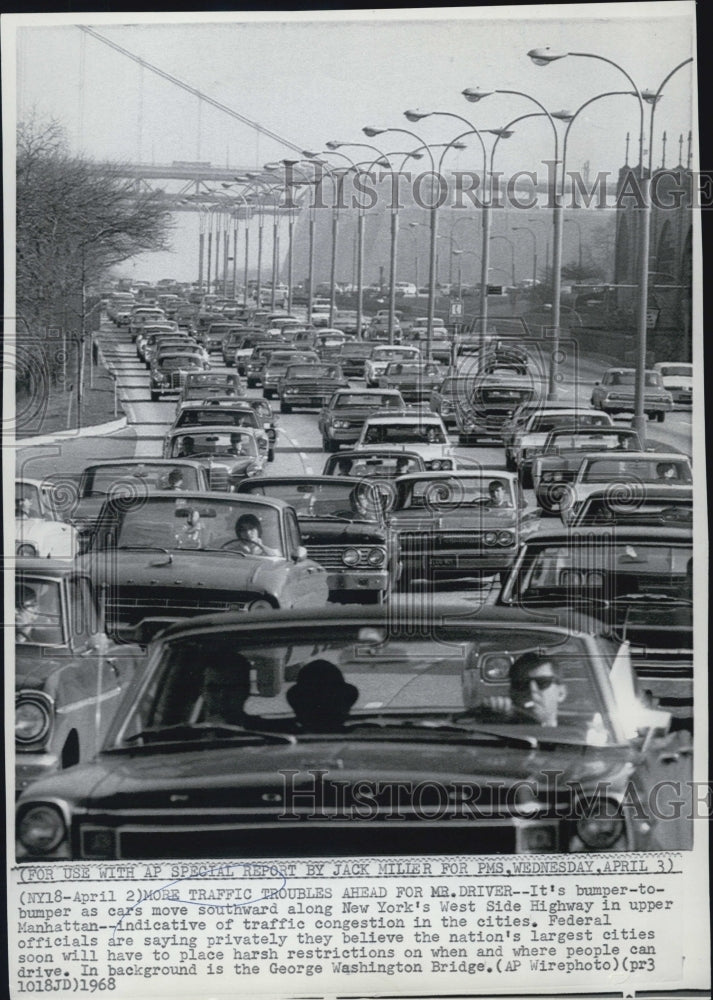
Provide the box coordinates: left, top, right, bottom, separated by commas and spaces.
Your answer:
229, 513, 280, 557
287, 660, 359, 731
15, 497, 35, 519
486, 480, 512, 508
477, 651, 567, 727
15, 585, 41, 643
177, 435, 195, 457
201, 661, 257, 726
230, 433, 247, 455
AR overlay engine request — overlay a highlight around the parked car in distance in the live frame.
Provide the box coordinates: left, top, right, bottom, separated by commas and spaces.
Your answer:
16, 606, 690, 860
318, 388, 405, 451
238, 477, 395, 604
75, 492, 330, 638
590, 368, 673, 421
652, 362, 692, 406
14, 561, 144, 795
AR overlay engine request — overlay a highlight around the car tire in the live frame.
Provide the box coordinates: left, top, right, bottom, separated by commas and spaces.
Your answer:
656, 411, 665, 423
247, 378, 257, 389
268, 448, 275, 463
519, 468, 533, 490
151, 390, 160, 401
323, 437, 338, 453
280, 402, 292, 414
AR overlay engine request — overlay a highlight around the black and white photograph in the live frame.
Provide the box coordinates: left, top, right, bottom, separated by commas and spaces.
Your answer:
4, 5, 708, 997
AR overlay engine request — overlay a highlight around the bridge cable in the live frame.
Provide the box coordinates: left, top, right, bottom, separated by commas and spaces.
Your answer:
78, 25, 304, 156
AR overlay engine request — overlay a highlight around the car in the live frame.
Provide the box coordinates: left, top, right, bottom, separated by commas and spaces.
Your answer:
128, 307, 167, 340
244, 341, 290, 388
15, 605, 691, 860
429, 374, 473, 428
68, 460, 212, 540
456, 374, 541, 447
14, 561, 145, 795
495, 525, 693, 723
203, 321, 244, 354
148, 336, 207, 369
404, 327, 453, 364
75, 492, 329, 638
590, 368, 673, 421
531, 427, 644, 512
457, 338, 531, 375
237, 477, 395, 604
150, 350, 210, 401
278, 362, 349, 413
653, 362, 692, 406
567, 485, 693, 528
221, 328, 250, 366
136, 323, 180, 360
364, 347, 420, 387
167, 400, 271, 460
233, 329, 285, 375
163, 426, 267, 488
378, 361, 444, 402
322, 449, 427, 479
560, 451, 693, 517
318, 388, 405, 452
506, 408, 613, 485
311, 300, 332, 327
262, 350, 319, 398
15, 480, 79, 559
334, 310, 360, 335
387, 470, 536, 588
337, 341, 375, 378
355, 413, 454, 471
177, 371, 245, 404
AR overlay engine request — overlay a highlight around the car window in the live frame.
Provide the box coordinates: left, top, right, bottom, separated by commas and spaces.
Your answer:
581, 459, 691, 483
399, 477, 515, 509
363, 423, 446, 445
15, 577, 65, 645
83, 465, 199, 495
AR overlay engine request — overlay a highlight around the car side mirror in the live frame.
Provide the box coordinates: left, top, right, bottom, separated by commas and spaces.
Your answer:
296, 545, 308, 562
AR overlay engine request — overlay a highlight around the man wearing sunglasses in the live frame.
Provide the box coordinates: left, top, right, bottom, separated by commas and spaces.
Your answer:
480, 651, 568, 727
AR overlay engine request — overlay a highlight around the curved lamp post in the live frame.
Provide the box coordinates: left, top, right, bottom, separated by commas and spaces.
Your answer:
513, 226, 538, 289
527, 47, 693, 439
491, 233, 516, 286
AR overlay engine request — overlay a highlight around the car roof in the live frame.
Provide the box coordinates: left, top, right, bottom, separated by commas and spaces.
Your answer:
329, 449, 424, 460
580, 451, 689, 462
166, 424, 261, 437
177, 400, 253, 410
104, 489, 291, 511
394, 470, 517, 482
519, 524, 692, 543
333, 387, 402, 395
364, 414, 445, 424
81, 459, 207, 469
603, 367, 659, 375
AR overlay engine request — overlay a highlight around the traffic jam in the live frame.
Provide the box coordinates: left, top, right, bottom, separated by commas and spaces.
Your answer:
15, 287, 695, 861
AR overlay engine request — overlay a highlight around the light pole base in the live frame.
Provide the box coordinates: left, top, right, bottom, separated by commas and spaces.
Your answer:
632, 413, 648, 447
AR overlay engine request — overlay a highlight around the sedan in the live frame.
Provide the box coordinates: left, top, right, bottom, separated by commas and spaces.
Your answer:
318, 388, 405, 451
16, 606, 691, 860
591, 368, 673, 421
163, 427, 267, 489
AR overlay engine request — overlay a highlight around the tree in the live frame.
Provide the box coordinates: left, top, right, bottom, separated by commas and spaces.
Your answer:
16, 115, 173, 424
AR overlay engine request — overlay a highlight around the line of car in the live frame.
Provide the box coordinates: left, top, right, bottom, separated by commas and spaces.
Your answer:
14, 287, 695, 861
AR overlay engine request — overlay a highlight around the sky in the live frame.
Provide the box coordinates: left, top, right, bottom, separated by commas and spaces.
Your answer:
4, 4, 697, 281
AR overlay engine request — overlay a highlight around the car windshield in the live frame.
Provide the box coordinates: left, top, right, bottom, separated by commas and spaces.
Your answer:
113, 625, 619, 748
581, 459, 692, 483
658, 365, 691, 377
243, 482, 381, 521
82, 465, 202, 496
545, 432, 636, 452
512, 542, 692, 604
528, 414, 608, 433
574, 498, 693, 527
477, 387, 534, 405
286, 365, 340, 378
159, 356, 203, 371
109, 497, 283, 555
176, 409, 257, 428
335, 393, 399, 408
386, 363, 438, 376
397, 476, 516, 510
15, 577, 64, 645
268, 354, 317, 370
363, 423, 447, 445
340, 345, 372, 358
185, 374, 239, 389
169, 432, 259, 458
326, 455, 422, 478
604, 371, 662, 387
373, 349, 419, 361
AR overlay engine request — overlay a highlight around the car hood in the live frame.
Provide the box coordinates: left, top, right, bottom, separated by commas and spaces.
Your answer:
25, 738, 634, 809
15, 645, 73, 689
76, 549, 286, 589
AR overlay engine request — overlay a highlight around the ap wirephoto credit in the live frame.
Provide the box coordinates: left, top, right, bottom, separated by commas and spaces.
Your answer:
3, 5, 708, 998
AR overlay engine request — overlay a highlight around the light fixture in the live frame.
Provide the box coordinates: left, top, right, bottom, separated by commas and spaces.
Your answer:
527, 47, 567, 65
404, 109, 430, 121
363, 126, 387, 137
462, 88, 494, 103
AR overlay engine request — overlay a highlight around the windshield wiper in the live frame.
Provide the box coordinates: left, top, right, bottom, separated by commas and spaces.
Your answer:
120, 722, 296, 747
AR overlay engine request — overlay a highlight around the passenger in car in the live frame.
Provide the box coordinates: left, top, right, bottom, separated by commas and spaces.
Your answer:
165, 468, 185, 490
229, 513, 280, 557
286, 660, 359, 731
486, 480, 512, 508
177, 435, 195, 457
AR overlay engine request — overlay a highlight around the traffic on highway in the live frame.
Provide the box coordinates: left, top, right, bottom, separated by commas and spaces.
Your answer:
15, 285, 695, 861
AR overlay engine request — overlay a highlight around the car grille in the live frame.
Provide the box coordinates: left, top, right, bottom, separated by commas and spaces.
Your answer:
397, 531, 514, 551
305, 544, 377, 569
169, 371, 188, 389
285, 382, 332, 395
207, 466, 231, 491
105, 588, 251, 629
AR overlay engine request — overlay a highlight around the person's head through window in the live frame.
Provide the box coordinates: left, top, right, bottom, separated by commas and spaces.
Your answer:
349, 486, 378, 520
202, 661, 252, 726
167, 468, 184, 490
233, 513, 279, 556
487, 480, 510, 508
287, 660, 359, 731
656, 462, 677, 481
509, 652, 567, 726
16, 497, 34, 519
179, 435, 195, 457
336, 457, 353, 476
230, 433, 246, 455
396, 457, 411, 477
15, 585, 39, 642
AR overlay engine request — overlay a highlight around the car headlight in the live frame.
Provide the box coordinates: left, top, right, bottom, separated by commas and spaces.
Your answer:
497, 531, 514, 546
483, 531, 498, 546
342, 548, 360, 566
427, 460, 443, 470
367, 547, 385, 566
16, 697, 52, 744
286, 388, 298, 395
333, 419, 349, 428
575, 812, 625, 850
17, 804, 66, 855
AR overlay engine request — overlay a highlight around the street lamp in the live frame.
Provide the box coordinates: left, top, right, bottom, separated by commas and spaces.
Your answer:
527, 47, 693, 439
452, 248, 478, 295
491, 234, 516, 286
513, 226, 538, 289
